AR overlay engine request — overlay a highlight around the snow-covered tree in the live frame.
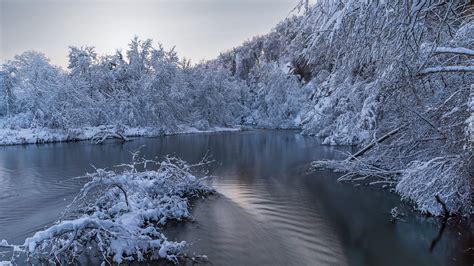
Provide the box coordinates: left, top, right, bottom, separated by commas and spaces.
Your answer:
210, 0, 473, 215
0, 1, 471, 216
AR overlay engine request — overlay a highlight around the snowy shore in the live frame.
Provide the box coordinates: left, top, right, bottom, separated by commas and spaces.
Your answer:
0, 125, 241, 146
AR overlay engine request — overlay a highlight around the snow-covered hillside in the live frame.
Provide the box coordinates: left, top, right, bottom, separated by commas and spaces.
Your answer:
207, 0, 474, 216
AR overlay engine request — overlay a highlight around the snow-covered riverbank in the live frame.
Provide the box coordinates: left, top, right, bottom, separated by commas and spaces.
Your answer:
0, 125, 241, 146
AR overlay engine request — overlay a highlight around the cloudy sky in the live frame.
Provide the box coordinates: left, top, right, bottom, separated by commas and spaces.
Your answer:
0, 0, 298, 68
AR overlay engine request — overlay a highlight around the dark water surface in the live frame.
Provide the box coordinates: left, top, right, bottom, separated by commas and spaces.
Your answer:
0, 130, 471, 265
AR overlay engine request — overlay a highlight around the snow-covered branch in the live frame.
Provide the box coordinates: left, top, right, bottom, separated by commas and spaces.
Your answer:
91, 130, 129, 144
419, 65, 474, 75
433, 47, 474, 56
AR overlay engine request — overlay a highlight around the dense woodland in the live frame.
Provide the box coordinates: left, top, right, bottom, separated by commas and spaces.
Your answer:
1, 0, 473, 216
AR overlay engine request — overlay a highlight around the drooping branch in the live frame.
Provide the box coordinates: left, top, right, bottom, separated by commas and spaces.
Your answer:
114, 184, 129, 208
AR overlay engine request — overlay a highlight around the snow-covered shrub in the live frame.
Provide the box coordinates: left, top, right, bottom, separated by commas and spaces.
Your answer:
1, 154, 214, 264
396, 157, 470, 216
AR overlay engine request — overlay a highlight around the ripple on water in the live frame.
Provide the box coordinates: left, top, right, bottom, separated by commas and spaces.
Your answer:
210, 180, 348, 265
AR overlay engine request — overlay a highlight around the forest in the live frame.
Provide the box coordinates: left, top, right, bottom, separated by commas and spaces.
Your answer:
1, 0, 472, 216
0, 0, 473, 263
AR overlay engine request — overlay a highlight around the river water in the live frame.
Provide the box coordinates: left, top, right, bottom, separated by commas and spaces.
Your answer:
0, 130, 471, 265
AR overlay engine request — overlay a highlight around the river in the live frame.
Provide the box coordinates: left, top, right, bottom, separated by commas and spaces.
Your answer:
0, 130, 471, 265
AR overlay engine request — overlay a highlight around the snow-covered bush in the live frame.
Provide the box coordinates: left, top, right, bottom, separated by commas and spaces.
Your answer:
396, 157, 471, 216
0, 154, 214, 264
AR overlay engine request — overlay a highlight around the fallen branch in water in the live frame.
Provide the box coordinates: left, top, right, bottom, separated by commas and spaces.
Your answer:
313, 156, 402, 183
91, 130, 129, 144
390, 207, 406, 222
435, 195, 450, 217
0, 153, 215, 264
429, 195, 450, 252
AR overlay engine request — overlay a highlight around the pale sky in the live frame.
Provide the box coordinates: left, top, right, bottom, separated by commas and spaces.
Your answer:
0, 0, 299, 68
